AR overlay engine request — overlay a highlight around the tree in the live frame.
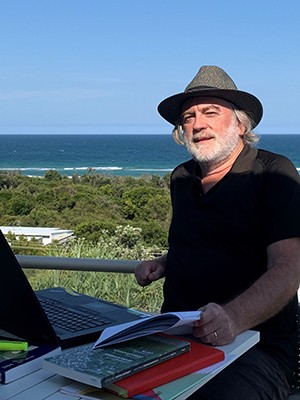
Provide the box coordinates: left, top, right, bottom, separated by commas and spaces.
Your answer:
44, 170, 63, 181
8, 194, 34, 216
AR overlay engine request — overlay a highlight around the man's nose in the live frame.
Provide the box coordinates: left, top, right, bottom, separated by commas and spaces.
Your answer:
193, 114, 207, 131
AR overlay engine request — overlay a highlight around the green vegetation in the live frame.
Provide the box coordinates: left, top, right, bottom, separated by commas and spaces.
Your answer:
0, 170, 171, 247
0, 170, 170, 313
30, 269, 164, 313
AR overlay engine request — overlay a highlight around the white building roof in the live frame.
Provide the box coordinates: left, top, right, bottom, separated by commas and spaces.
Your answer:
0, 226, 74, 245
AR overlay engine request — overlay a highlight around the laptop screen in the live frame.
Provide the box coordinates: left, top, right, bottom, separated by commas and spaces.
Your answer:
0, 230, 59, 346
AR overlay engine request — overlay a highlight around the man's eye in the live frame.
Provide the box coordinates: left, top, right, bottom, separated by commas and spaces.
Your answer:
183, 116, 194, 123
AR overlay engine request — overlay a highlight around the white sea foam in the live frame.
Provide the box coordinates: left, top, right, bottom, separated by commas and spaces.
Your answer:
93, 167, 123, 171
0, 167, 51, 171
132, 168, 173, 172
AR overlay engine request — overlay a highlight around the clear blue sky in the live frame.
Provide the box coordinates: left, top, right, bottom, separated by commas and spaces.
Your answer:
0, 0, 299, 135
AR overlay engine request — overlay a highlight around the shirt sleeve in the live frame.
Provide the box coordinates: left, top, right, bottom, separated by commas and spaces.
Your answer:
261, 155, 300, 245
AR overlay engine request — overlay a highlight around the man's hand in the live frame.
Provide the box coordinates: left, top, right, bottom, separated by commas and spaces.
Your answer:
135, 256, 166, 287
193, 302, 237, 346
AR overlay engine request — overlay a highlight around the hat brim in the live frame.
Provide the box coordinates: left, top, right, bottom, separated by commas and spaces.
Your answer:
157, 88, 263, 128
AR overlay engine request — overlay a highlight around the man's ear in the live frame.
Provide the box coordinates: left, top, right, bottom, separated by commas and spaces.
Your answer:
237, 120, 247, 137
172, 124, 185, 145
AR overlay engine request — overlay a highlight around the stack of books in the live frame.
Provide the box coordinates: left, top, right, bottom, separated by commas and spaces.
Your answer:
104, 336, 225, 398
57, 330, 260, 400
42, 311, 225, 398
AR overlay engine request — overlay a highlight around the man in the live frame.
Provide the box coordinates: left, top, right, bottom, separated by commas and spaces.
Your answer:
135, 66, 300, 399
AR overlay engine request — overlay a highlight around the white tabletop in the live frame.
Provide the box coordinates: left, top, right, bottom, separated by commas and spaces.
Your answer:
0, 369, 74, 400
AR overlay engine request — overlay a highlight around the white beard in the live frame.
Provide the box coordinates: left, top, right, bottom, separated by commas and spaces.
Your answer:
184, 119, 240, 170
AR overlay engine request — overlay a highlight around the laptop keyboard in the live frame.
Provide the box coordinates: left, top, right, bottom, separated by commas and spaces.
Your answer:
40, 298, 112, 333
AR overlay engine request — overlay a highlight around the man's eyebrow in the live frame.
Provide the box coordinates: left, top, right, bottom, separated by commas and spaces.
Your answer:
181, 104, 221, 116
202, 104, 222, 111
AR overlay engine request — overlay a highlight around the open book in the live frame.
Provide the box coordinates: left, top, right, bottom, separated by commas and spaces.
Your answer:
94, 311, 201, 348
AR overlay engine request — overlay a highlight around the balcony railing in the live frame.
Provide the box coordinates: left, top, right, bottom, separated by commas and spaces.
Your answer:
16, 255, 139, 273
16, 255, 300, 300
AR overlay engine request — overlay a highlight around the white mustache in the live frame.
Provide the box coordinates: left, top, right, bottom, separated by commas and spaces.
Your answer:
192, 133, 215, 142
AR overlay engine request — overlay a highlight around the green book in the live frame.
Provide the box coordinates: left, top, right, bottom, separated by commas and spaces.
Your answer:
43, 334, 190, 388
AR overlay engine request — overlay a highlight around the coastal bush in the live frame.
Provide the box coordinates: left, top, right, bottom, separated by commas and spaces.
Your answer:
0, 171, 23, 189
8, 194, 35, 216
44, 169, 63, 181
0, 171, 171, 247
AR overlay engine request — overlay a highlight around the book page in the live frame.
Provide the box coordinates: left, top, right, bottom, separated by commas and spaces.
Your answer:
94, 311, 201, 348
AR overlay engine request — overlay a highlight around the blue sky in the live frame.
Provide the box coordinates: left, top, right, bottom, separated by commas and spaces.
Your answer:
0, 0, 299, 135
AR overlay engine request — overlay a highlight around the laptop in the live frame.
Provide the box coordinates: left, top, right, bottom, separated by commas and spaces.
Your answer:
0, 230, 146, 349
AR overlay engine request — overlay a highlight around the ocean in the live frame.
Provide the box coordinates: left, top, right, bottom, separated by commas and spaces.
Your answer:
0, 133, 299, 177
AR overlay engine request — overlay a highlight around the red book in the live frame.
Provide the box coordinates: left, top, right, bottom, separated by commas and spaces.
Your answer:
103, 338, 225, 398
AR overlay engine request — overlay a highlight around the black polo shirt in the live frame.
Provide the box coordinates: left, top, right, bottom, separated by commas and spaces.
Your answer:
162, 144, 300, 372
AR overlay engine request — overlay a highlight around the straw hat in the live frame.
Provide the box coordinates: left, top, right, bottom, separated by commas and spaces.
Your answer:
157, 66, 263, 127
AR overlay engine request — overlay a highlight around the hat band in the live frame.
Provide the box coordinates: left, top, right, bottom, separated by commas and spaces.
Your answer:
185, 85, 220, 93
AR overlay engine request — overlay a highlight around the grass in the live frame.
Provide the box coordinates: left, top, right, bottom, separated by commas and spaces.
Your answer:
23, 234, 165, 314
27, 269, 164, 313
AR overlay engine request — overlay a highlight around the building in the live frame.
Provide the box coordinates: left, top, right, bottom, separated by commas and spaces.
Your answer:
0, 226, 74, 245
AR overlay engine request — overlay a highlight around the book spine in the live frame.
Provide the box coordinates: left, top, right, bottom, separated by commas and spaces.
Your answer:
102, 344, 189, 386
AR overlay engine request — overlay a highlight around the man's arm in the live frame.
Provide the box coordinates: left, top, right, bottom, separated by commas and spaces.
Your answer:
193, 237, 300, 345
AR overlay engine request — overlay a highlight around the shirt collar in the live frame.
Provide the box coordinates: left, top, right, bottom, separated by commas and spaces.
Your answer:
230, 144, 258, 173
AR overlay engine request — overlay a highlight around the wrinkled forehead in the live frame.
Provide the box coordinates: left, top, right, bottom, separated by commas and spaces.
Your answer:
181, 96, 234, 115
